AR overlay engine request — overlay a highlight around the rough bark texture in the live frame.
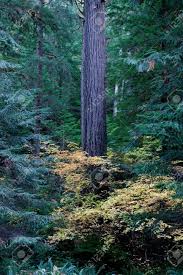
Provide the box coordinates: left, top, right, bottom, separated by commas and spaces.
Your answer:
81, 0, 107, 156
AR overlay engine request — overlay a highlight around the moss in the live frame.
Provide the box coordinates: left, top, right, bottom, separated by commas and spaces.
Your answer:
47, 149, 183, 271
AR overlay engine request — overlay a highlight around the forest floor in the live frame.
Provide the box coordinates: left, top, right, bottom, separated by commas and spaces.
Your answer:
44, 144, 183, 274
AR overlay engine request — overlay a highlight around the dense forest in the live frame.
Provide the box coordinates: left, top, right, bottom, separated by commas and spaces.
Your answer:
0, 0, 183, 274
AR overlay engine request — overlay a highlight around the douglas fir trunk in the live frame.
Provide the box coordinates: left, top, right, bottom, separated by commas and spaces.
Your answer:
81, 0, 107, 156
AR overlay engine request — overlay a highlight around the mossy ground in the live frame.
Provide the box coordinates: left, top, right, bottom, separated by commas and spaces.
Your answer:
44, 146, 183, 274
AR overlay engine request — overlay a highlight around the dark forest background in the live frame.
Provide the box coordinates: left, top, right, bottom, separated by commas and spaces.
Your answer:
0, 0, 183, 274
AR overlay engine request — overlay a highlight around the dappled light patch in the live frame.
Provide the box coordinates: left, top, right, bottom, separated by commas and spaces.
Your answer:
52, 149, 108, 193
48, 151, 183, 269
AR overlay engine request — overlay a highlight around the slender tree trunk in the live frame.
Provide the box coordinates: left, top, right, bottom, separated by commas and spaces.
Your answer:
113, 80, 125, 117
113, 83, 119, 117
34, 1, 44, 157
81, 0, 107, 156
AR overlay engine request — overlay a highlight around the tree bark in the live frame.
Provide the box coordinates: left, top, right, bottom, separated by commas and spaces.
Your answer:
34, 1, 44, 157
81, 0, 107, 156
113, 83, 119, 117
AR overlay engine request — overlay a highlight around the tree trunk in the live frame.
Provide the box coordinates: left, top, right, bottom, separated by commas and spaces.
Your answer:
81, 0, 107, 156
113, 83, 119, 117
34, 1, 44, 157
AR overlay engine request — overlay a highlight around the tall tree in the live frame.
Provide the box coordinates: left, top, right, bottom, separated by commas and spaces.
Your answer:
81, 0, 107, 156
34, 0, 44, 156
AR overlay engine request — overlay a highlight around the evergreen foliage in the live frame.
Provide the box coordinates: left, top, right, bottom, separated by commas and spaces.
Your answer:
0, 0, 183, 274
107, 0, 183, 163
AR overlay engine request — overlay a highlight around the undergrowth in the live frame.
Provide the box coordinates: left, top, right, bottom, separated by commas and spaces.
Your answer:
5, 143, 183, 274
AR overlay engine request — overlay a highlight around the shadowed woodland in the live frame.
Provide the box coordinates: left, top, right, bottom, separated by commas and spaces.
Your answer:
0, 0, 183, 274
